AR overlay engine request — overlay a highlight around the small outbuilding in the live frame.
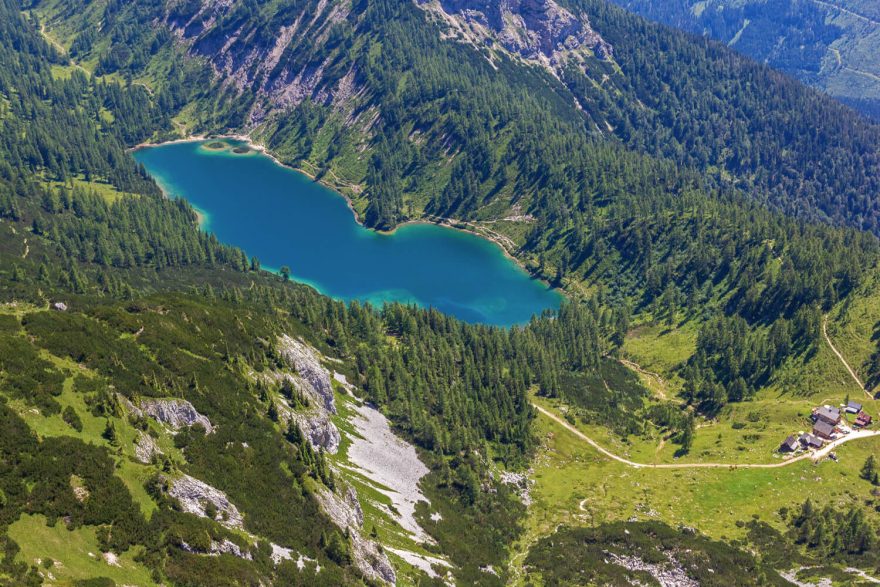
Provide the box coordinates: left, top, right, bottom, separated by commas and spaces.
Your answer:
779, 435, 799, 453
846, 401, 863, 414
799, 433, 823, 449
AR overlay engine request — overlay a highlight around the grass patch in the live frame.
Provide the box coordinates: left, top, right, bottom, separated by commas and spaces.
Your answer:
511, 408, 880, 583
8, 514, 157, 586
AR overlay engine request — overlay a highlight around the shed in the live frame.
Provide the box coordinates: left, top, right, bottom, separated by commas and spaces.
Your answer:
813, 420, 835, 440
779, 435, 798, 453
846, 401, 863, 414
799, 433, 823, 449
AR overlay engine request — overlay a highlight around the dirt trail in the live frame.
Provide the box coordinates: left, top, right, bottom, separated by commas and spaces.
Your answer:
533, 403, 880, 470
822, 316, 873, 398
619, 358, 668, 400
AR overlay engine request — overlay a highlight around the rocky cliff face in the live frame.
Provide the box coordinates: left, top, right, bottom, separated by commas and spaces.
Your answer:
163, 0, 356, 126
140, 398, 215, 433
277, 335, 336, 414
160, 0, 609, 126
167, 474, 245, 529
273, 335, 342, 453
416, 0, 612, 74
317, 485, 396, 584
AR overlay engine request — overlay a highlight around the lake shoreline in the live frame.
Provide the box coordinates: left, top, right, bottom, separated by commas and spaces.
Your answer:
132, 134, 557, 293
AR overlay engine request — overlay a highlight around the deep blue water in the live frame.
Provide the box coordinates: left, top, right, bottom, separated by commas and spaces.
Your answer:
133, 140, 561, 326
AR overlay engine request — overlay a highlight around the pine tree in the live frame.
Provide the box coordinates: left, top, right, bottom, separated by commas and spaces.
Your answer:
861, 455, 877, 484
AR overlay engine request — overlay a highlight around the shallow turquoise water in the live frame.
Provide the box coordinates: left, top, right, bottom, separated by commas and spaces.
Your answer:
133, 140, 561, 326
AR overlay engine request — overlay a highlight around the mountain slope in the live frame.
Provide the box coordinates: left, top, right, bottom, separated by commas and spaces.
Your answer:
607, 0, 880, 118
31, 0, 880, 236
26, 0, 880, 441
5, 0, 880, 584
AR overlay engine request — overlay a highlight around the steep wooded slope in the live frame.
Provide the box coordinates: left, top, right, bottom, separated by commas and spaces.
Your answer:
32, 0, 880, 236
607, 0, 880, 118
26, 0, 880, 416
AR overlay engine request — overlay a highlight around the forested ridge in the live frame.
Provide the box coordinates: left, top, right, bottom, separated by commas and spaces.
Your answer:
30, 0, 880, 233
605, 0, 880, 118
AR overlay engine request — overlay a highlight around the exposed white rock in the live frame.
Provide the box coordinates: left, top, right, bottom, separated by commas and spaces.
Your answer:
333, 371, 355, 393
52, 302, 67, 311
266, 335, 342, 453
141, 398, 214, 433
168, 474, 244, 529
417, 0, 613, 76
270, 543, 295, 565
277, 335, 335, 413
213, 539, 251, 560
134, 432, 162, 464
316, 486, 364, 531
102, 552, 120, 567
181, 539, 252, 561
70, 477, 89, 503
290, 405, 341, 454
296, 553, 320, 572
316, 486, 395, 584
344, 401, 434, 544
276, 394, 341, 454
385, 546, 452, 580
500, 470, 532, 506
604, 550, 699, 587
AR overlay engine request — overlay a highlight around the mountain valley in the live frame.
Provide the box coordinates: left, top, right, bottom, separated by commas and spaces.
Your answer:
1, 0, 880, 585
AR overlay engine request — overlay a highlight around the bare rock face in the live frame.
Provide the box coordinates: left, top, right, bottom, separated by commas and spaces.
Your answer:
211, 539, 252, 560
259, 336, 341, 454
168, 474, 244, 529
270, 543, 295, 566
163, 0, 356, 126
417, 0, 612, 73
500, 470, 533, 506
134, 432, 163, 464
141, 398, 214, 433
317, 486, 395, 584
277, 335, 335, 414
181, 539, 253, 561
291, 410, 341, 454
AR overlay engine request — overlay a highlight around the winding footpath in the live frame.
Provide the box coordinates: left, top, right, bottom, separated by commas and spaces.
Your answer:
533, 317, 880, 468
619, 358, 668, 400
822, 316, 873, 399
533, 404, 880, 470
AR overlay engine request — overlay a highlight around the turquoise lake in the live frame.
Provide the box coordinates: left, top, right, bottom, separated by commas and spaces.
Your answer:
133, 140, 561, 326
